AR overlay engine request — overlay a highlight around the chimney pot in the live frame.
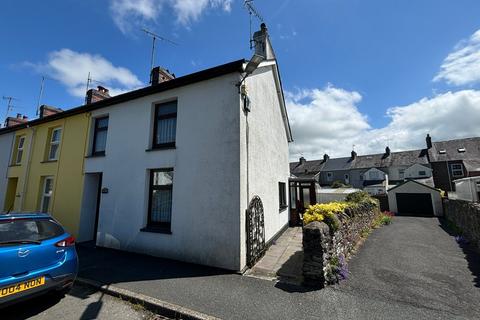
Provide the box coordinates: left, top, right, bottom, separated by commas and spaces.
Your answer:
351, 150, 357, 160
299, 156, 306, 165
323, 154, 329, 162
426, 133, 432, 149
385, 146, 391, 156
150, 66, 175, 85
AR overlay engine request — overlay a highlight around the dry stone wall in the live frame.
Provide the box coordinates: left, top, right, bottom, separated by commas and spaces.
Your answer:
444, 199, 480, 251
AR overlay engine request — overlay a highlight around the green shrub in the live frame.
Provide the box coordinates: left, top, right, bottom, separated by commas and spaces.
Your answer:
331, 180, 351, 188
345, 191, 371, 203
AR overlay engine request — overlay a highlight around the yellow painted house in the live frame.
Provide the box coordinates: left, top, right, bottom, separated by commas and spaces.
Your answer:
3, 110, 90, 239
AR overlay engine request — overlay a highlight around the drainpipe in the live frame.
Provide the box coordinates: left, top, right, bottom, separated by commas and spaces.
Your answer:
20, 126, 36, 211
446, 161, 453, 192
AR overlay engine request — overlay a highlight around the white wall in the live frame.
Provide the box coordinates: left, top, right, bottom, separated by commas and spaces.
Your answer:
84, 73, 243, 270
388, 181, 443, 216
404, 164, 432, 179
0, 132, 14, 211
239, 64, 290, 269
454, 177, 480, 202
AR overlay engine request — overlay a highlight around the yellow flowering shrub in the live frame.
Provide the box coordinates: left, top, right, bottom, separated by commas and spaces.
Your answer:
303, 202, 349, 225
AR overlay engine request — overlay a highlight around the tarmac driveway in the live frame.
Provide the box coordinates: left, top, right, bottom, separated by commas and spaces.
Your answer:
77, 216, 480, 320
334, 216, 480, 319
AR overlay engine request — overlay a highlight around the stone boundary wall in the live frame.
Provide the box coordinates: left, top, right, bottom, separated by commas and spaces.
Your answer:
303, 202, 380, 287
444, 199, 480, 251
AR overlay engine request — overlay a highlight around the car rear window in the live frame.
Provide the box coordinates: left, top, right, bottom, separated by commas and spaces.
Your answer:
0, 219, 64, 243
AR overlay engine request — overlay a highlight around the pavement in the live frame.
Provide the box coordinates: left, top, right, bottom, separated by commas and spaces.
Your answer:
246, 226, 303, 284
76, 216, 480, 320
1, 283, 166, 320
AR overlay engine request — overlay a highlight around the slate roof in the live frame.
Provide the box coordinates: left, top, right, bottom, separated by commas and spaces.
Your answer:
428, 137, 480, 162
351, 149, 429, 169
290, 159, 327, 178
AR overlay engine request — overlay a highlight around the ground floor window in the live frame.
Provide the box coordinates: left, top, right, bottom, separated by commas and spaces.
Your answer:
279, 182, 287, 211
40, 177, 54, 213
148, 169, 174, 232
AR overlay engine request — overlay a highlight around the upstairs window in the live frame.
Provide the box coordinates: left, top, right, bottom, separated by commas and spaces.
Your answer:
278, 182, 287, 211
399, 169, 405, 179
92, 116, 109, 156
153, 101, 177, 149
451, 164, 464, 177
14, 136, 26, 165
48, 128, 62, 161
148, 169, 174, 232
326, 172, 333, 181
419, 170, 426, 176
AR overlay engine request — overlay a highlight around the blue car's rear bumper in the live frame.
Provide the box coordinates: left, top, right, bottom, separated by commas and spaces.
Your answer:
0, 248, 78, 308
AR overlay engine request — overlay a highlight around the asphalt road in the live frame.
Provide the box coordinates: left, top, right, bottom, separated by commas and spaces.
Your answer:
1, 284, 166, 320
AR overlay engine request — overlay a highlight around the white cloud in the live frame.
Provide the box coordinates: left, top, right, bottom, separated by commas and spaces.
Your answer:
28, 49, 143, 98
288, 86, 480, 161
434, 29, 480, 86
109, 0, 232, 33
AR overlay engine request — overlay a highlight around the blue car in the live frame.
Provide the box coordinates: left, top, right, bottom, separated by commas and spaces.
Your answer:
0, 213, 78, 307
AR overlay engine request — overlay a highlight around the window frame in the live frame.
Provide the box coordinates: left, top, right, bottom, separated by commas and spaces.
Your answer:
278, 182, 287, 211
450, 163, 464, 177
152, 101, 177, 150
326, 172, 333, 181
48, 127, 62, 161
398, 169, 405, 179
91, 116, 109, 156
40, 176, 54, 213
147, 168, 174, 232
15, 136, 26, 165
418, 170, 426, 176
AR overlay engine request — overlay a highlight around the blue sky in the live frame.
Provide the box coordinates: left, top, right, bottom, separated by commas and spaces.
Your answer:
1, 0, 480, 158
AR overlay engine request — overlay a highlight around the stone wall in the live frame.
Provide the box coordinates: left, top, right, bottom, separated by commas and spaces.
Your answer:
303, 202, 380, 287
444, 199, 480, 251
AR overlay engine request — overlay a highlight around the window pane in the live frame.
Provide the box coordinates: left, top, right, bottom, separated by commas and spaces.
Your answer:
153, 171, 174, 186
96, 117, 109, 129
51, 129, 61, 142
16, 150, 23, 164
151, 189, 172, 223
18, 137, 25, 149
49, 144, 59, 160
156, 102, 177, 117
94, 130, 107, 153
0, 219, 63, 242
156, 117, 177, 145
44, 178, 53, 194
41, 196, 50, 213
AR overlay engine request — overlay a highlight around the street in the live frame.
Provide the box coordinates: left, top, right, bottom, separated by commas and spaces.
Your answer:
1, 284, 167, 320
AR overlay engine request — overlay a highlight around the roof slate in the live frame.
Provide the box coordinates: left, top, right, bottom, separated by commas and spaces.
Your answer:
428, 137, 480, 162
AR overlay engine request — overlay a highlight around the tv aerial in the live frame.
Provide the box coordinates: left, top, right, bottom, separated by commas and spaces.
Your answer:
141, 28, 179, 82
244, 0, 264, 49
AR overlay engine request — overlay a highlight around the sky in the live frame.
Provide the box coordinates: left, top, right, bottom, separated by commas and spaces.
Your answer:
1, 0, 480, 160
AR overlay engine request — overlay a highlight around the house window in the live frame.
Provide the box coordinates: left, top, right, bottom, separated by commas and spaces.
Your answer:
92, 116, 109, 156
153, 101, 177, 149
419, 170, 426, 176
40, 177, 54, 213
399, 169, 405, 179
48, 128, 62, 161
450, 164, 464, 177
279, 182, 287, 211
148, 169, 174, 232
327, 172, 333, 181
14, 136, 26, 165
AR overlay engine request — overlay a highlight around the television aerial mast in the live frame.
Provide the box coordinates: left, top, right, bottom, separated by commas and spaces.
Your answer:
141, 28, 179, 82
244, 0, 264, 49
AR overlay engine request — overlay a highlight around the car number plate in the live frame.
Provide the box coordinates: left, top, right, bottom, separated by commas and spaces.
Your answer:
0, 276, 45, 298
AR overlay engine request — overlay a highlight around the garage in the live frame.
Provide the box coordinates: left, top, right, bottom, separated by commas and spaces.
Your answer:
395, 193, 434, 216
388, 180, 443, 217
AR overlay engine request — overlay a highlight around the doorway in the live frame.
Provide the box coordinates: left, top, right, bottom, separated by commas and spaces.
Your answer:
4, 178, 18, 212
78, 173, 103, 243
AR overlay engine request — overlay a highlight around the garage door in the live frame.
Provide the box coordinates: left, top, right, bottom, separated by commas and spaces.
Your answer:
396, 193, 434, 216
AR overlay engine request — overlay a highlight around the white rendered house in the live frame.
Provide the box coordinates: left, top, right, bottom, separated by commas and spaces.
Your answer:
80, 25, 293, 271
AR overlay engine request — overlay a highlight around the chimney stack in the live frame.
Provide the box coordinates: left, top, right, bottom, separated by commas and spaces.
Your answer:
299, 156, 306, 165
150, 67, 175, 85
253, 23, 276, 60
351, 150, 357, 160
323, 154, 329, 162
385, 146, 391, 157
426, 134, 432, 149
4, 114, 28, 127
86, 86, 111, 104
39, 105, 63, 119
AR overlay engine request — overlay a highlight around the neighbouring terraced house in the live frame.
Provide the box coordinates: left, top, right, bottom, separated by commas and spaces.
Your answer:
291, 134, 480, 194
0, 24, 293, 271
